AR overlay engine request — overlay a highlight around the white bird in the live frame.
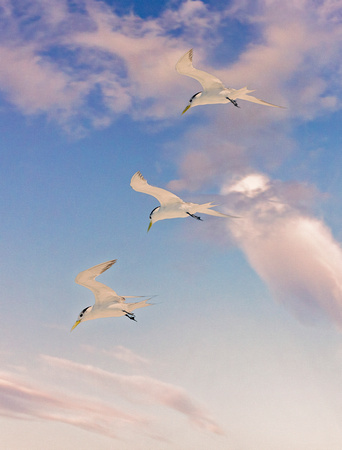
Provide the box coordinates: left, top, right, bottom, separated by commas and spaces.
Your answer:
71, 260, 151, 330
130, 171, 238, 231
176, 48, 284, 114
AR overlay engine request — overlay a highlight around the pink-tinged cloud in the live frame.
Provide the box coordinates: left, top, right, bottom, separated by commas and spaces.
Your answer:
225, 173, 342, 327
42, 354, 223, 435
0, 0, 224, 130
223, 0, 341, 118
0, 371, 146, 439
1, 0, 340, 132
82, 344, 150, 366
0, 45, 77, 114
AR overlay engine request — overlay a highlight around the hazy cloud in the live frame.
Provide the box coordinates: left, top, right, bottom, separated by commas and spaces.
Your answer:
42, 354, 223, 435
225, 173, 342, 327
82, 344, 150, 366
0, 371, 146, 440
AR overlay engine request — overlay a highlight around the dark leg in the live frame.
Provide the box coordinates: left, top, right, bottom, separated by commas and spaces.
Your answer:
125, 314, 137, 321
123, 310, 137, 321
186, 212, 202, 221
226, 97, 239, 108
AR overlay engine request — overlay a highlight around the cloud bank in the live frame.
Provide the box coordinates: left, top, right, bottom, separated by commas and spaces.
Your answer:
0, 0, 225, 131
1, 0, 341, 132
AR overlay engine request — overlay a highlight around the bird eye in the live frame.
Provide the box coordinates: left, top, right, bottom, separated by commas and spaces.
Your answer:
149, 206, 159, 219
80, 313, 83, 317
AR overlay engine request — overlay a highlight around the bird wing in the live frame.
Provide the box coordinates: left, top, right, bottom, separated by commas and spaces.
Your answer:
75, 260, 121, 305
176, 49, 225, 91
130, 171, 182, 206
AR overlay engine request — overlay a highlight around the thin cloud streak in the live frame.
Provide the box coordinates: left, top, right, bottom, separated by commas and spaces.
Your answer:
82, 344, 150, 366
0, 371, 146, 440
42, 354, 223, 435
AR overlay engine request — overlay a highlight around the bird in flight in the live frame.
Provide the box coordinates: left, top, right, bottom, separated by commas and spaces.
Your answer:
176, 48, 284, 114
71, 260, 151, 330
130, 171, 238, 231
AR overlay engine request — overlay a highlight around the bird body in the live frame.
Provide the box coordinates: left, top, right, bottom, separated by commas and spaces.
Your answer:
71, 260, 150, 330
176, 48, 284, 113
149, 201, 229, 220
130, 171, 237, 230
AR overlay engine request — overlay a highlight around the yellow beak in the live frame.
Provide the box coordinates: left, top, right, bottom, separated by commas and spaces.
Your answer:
70, 320, 81, 331
147, 220, 153, 232
181, 104, 191, 115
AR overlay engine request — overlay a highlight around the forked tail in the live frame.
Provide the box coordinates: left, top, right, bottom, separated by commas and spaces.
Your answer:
198, 202, 239, 218
124, 298, 152, 313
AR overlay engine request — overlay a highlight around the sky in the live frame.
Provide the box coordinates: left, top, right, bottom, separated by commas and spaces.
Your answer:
1, 0, 342, 448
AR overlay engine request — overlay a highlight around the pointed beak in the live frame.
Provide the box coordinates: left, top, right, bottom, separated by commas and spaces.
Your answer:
181, 104, 191, 115
147, 220, 153, 232
70, 320, 81, 331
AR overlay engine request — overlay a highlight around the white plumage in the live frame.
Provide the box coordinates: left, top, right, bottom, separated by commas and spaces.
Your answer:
130, 171, 238, 231
71, 260, 151, 330
176, 49, 284, 113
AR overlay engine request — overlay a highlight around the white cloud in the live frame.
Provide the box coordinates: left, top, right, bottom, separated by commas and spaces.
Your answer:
223, 0, 342, 118
0, 0, 340, 131
225, 173, 342, 327
0, 0, 227, 131
224, 173, 269, 197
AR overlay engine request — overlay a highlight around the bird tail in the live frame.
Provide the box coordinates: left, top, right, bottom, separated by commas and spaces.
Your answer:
231, 87, 284, 108
125, 298, 152, 312
229, 86, 255, 100
198, 202, 239, 218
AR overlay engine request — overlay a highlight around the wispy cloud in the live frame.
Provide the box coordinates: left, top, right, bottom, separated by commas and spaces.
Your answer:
0, 0, 225, 131
82, 344, 150, 366
42, 354, 223, 435
1, 0, 340, 132
228, 0, 342, 118
0, 371, 146, 440
168, 0, 342, 190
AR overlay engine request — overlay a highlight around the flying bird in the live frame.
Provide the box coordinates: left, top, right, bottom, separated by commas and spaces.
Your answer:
176, 48, 284, 114
71, 260, 151, 330
130, 171, 238, 231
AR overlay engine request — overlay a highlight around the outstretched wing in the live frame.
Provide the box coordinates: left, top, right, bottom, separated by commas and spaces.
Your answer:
130, 171, 182, 206
75, 260, 120, 305
176, 49, 225, 91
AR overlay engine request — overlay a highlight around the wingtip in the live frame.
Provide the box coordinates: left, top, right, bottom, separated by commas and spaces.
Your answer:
98, 259, 117, 275
131, 171, 147, 187
176, 48, 193, 71
74, 259, 117, 284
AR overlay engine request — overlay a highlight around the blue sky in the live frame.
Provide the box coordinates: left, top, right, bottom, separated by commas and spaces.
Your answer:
1, 0, 342, 448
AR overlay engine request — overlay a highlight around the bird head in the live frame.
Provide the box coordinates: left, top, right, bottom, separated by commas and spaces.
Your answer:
182, 91, 202, 114
71, 306, 92, 331
147, 206, 160, 232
